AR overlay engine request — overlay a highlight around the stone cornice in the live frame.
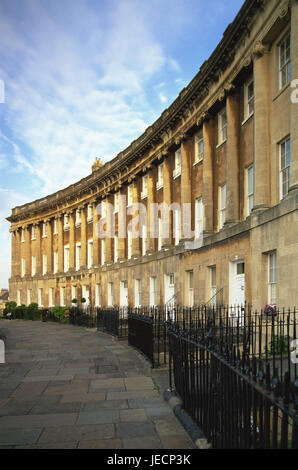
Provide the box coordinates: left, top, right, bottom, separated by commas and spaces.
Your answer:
7, 0, 272, 226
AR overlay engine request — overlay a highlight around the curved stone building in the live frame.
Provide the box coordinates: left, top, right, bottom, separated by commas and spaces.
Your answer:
7, 0, 298, 310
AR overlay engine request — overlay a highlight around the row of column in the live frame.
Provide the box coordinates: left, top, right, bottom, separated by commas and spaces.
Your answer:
11, 3, 298, 278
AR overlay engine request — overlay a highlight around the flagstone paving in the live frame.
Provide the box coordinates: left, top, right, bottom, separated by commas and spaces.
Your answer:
0, 320, 195, 449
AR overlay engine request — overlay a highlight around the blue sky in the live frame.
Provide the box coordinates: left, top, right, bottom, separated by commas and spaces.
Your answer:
0, 0, 244, 288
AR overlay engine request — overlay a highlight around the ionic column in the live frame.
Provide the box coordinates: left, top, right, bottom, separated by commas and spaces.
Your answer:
181, 139, 192, 239
290, 0, 298, 192
47, 219, 53, 273
225, 91, 240, 224
35, 223, 42, 275
58, 215, 64, 273
105, 195, 113, 264
118, 190, 126, 261
162, 157, 172, 248
253, 43, 270, 210
202, 118, 214, 234
80, 206, 87, 268
132, 181, 141, 258
92, 201, 99, 267
69, 211, 75, 270
146, 170, 156, 253
24, 225, 31, 276
10, 229, 16, 276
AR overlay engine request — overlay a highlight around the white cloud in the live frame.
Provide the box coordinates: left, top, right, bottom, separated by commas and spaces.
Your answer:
159, 92, 168, 104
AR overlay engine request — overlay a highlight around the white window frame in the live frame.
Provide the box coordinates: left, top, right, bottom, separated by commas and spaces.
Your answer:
134, 279, 142, 307
244, 78, 254, 121
142, 224, 147, 256
87, 204, 93, 222
21, 258, 26, 277
141, 175, 148, 200
76, 243, 81, 271
210, 266, 217, 307
173, 148, 182, 179
27, 289, 32, 305
127, 185, 133, 206
279, 136, 291, 200
42, 222, 47, 238
194, 130, 204, 164
246, 164, 254, 216
174, 208, 181, 246
64, 214, 70, 231
219, 183, 226, 230
76, 209, 81, 226
31, 256, 36, 276
127, 230, 132, 259
42, 254, 47, 275
64, 245, 70, 272
21, 228, 25, 243
279, 31, 291, 90
107, 282, 114, 307
218, 108, 227, 145
187, 270, 194, 307
157, 163, 164, 190
54, 251, 59, 274
195, 197, 203, 239
158, 218, 162, 251
101, 239, 106, 265
49, 287, 54, 307
87, 239, 93, 269
60, 287, 66, 307
71, 286, 77, 303
53, 219, 58, 235
268, 251, 277, 305
114, 192, 119, 213
31, 225, 37, 240
38, 288, 43, 307
114, 235, 118, 262
149, 276, 157, 307
95, 283, 101, 307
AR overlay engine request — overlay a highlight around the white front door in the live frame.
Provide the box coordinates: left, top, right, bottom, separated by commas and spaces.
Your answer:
229, 261, 245, 323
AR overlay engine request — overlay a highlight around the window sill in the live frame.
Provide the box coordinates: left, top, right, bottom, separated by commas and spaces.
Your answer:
216, 140, 227, 150
87, 218, 93, 223
156, 182, 163, 191
193, 158, 203, 167
241, 113, 254, 126
273, 81, 290, 102
173, 170, 181, 180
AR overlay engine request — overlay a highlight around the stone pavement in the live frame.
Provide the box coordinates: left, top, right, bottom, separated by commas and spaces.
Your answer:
0, 320, 195, 449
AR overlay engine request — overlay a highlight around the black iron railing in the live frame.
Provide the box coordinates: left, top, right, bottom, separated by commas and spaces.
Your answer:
167, 306, 298, 449
128, 307, 170, 367
97, 307, 128, 338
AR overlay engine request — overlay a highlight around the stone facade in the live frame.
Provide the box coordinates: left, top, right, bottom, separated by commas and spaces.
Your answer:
7, 0, 298, 310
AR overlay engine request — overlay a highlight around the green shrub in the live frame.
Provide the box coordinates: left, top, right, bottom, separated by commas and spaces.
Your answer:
266, 335, 290, 356
52, 306, 70, 324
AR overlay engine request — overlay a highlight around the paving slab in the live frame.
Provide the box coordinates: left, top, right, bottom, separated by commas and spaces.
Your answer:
0, 320, 194, 449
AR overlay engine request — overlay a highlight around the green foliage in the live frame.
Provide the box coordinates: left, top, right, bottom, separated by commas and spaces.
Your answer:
52, 306, 70, 323
5, 301, 17, 310
27, 303, 41, 321
266, 335, 290, 356
72, 298, 78, 304
80, 297, 86, 303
